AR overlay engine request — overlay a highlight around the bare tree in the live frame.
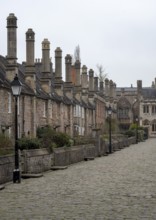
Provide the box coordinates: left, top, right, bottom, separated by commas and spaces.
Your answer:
74, 45, 81, 62
96, 64, 108, 82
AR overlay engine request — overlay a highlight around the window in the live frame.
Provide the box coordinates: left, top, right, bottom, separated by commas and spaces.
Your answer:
82, 107, 84, 119
8, 93, 12, 113
143, 105, 149, 113
43, 102, 46, 117
152, 105, 156, 114
118, 108, 129, 119
74, 106, 76, 117
50, 103, 52, 118
152, 123, 156, 132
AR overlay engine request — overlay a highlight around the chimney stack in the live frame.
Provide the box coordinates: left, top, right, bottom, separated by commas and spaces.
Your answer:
89, 69, 94, 92
65, 54, 72, 83
55, 47, 62, 80
94, 77, 98, 92
81, 65, 88, 89
40, 38, 51, 94
6, 13, 18, 81
54, 47, 63, 96
75, 60, 81, 86
25, 28, 36, 91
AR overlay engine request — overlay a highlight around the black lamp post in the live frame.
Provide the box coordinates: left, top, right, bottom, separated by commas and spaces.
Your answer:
108, 105, 112, 154
11, 74, 22, 183
136, 117, 138, 144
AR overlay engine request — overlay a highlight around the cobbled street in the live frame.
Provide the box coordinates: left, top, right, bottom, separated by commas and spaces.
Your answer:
0, 139, 156, 220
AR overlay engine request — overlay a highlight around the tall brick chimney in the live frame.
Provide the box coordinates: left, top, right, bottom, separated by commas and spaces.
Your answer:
88, 69, 95, 105
65, 54, 72, 83
25, 28, 36, 91
105, 78, 109, 100
81, 65, 88, 102
40, 38, 51, 94
6, 13, 18, 81
89, 69, 94, 92
99, 81, 104, 96
74, 60, 81, 101
81, 65, 88, 89
54, 47, 63, 96
64, 54, 73, 99
109, 80, 114, 100
55, 47, 62, 81
75, 60, 81, 86
94, 77, 98, 92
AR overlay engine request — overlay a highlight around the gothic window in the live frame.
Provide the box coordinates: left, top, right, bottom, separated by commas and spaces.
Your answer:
143, 105, 149, 113
143, 119, 150, 126
152, 105, 156, 114
152, 123, 156, 132
118, 108, 129, 119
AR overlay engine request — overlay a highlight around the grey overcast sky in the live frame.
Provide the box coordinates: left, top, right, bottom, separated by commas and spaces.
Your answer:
1, 0, 156, 87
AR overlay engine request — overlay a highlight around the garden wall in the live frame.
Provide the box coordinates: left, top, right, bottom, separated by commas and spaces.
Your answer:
53, 144, 96, 166
0, 155, 14, 184
0, 137, 136, 184
21, 148, 52, 174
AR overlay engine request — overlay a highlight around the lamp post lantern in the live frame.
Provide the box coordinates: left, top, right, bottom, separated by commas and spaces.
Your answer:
136, 117, 138, 144
11, 74, 22, 183
108, 105, 112, 154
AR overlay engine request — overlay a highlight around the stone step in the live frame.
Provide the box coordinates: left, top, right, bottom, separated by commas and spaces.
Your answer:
84, 157, 95, 161
51, 166, 68, 171
21, 173, 43, 179
0, 185, 5, 190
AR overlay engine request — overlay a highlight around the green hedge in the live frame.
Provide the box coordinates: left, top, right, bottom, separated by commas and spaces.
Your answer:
18, 138, 41, 150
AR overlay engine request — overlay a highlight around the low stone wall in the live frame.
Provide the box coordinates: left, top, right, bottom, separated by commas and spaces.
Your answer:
53, 144, 96, 166
0, 155, 14, 184
21, 148, 51, 174
0, 136, 137, 184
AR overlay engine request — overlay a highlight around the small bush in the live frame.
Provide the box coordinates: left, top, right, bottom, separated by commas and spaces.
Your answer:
53, 132, 71, 147
0, 133, 13, 149
18, 137, 41, 150
124, 130, 136, 137
37, 126, 71, 149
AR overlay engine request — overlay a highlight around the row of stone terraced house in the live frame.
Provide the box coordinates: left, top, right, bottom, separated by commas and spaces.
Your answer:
1, 13, 156, 141
0, 13, 118, 141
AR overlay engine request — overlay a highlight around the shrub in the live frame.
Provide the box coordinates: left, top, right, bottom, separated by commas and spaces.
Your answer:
37, 126, 71, 148
18, 137, 41, 150
0, 133, 13, 149
124, 130, 136, 137
53, 132, 71, 147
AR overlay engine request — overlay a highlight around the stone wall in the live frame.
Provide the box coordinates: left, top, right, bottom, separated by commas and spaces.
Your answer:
0, 137, 137, 184
53, 144, 96, 166
21, 148, 51, 174
0, 155, 14, 184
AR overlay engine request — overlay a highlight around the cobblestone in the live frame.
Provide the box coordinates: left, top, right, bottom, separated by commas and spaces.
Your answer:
0, 139, 156, 219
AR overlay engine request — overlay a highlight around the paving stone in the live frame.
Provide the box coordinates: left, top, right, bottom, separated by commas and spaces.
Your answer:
0, 139, 156, 219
